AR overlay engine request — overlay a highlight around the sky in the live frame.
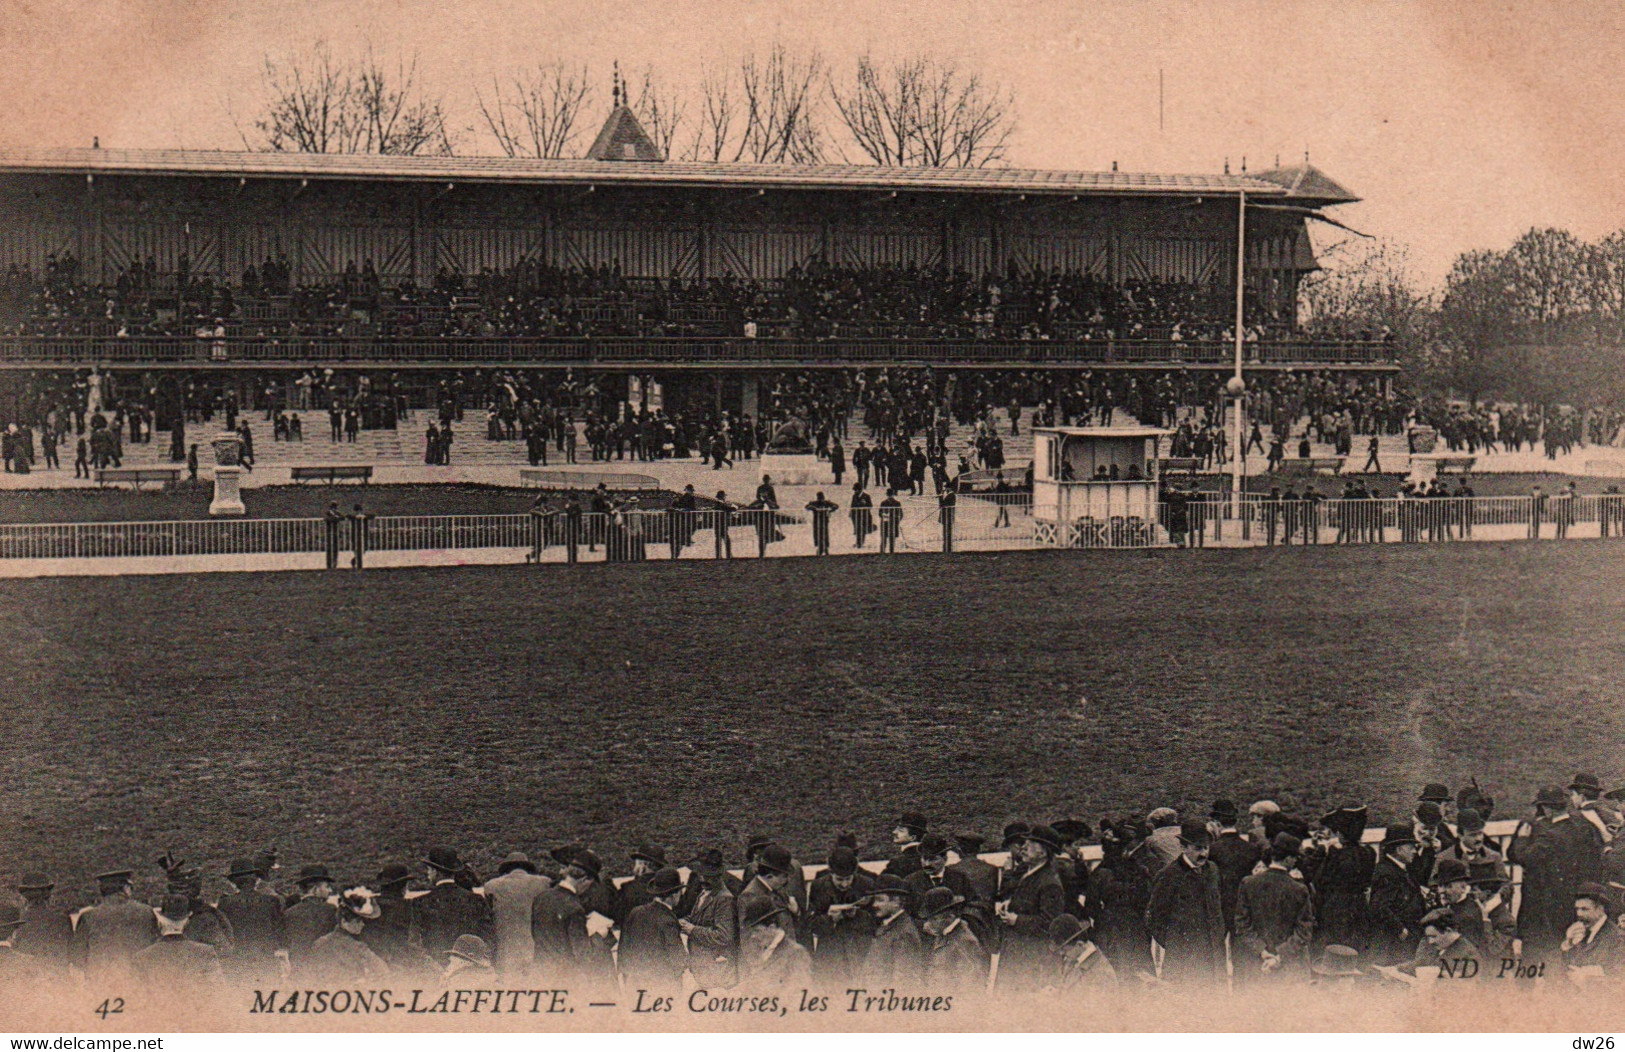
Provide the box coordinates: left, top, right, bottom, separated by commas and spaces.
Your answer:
2, 0, 1623, 287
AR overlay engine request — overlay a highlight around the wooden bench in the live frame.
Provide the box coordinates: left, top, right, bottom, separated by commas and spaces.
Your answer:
290, 465, 374, 485
1278, 456, 1346, 476
1159, 457, 1202, 475
94, 467, 181, 490
1432, 455, 1477, 475
519, 469, 659, 491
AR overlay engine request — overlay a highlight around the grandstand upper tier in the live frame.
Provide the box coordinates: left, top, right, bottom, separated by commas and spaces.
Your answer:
0, 108, 1385, 372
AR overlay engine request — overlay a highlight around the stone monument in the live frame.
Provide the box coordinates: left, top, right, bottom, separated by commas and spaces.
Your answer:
209, 432, 246, 516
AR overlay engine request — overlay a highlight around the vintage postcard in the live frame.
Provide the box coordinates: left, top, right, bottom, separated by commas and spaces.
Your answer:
0, 0, 1622, 1038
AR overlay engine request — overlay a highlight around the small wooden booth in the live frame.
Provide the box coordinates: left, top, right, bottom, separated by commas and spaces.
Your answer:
1031, 426, 1171, 547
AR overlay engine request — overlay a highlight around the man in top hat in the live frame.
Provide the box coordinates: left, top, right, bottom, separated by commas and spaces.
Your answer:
738, 897, 812, 989
1562, 883, 1622, 980
678, 849, 738, 989
1144, 818, 1226, 984
444, 934, 496, 982
0, 905, 42, 986
413, 847, 492, 965
617, 844, 669, 921
883, 812, 931, 878
1234, 832, 1315, 983
947, 833, 1000, 905
807, 845, 877, 985
1511, 786, 1596, 966
308, 889, 390, 983
132, 895, 225, 992
1368, 823, 1427, 966
1047, 914, 1117, 992
215, 857, 286, 985
861, 875, 924, 984
738, 844, 801, 943
995, 825, 1069, 990
482, 851, 552, 981
282, 864, 338, 979
73, 868, 158, 983
618, 867, 688, 992
1207, 799, 1262, 936
918, 886, 988, 992
12, 873, 73, 978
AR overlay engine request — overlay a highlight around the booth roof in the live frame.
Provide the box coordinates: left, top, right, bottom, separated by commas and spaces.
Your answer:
1036, 426, 1171, 439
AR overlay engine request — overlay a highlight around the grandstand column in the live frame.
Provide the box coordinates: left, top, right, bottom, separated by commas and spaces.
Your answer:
1230, 190, 1247, 523
741, 375, 759, 419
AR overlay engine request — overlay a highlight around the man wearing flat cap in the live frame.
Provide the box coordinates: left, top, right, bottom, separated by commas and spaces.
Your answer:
861, 875, 924, 984
1207, 799, 1261, 938
918, 886, 988, 991
808, 845, 877, 985
678, 849, 738, 989
216, 857, 286, 986
1234, 832, 1315, 983
1512, 785, 1596, 967
73, 868, 158, 984
12, 873, 73, 979
618, 867, 688, 993
1145, 818, 1226, 984
413, 846, 493, 966
995, 825, 1070, 991
738, 844, 801, 943
482, 852, 553, 981
1368, 823, 1427, 966
282, 864, 338, 979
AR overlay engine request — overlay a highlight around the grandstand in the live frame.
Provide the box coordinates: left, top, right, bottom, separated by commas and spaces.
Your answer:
0, 104, 1392, 427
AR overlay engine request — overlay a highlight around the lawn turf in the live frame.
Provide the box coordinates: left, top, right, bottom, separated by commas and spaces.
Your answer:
1, 541, 1622, 903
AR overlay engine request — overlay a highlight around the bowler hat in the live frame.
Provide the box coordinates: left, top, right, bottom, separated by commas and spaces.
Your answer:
1532, 786, 1568, 809
1432, 859, 1470, 886
687, 849, 727, 878
296, 863, 333, 886
338, 887, 382, 920
1047, 914, 1089, 948
1024, 824, 1065, 853
1313, 945, 1363, 976
916, 886, 964, 920
1455, 808, 1486, 834
755, 844, 794, 876
897, 811, 929, 838
1051, 818, 1092, 843
1001, 822, 1031, 850
859, 874, 914, 902
631, 844, 668, 867
1571, 773, 1604, 797
954, 833, 985, 854
1270, 832, 1303, 858
496, 852, 537, 875
1468, 861, 1508, 888
94, 868, 133, 886
550, 845, 602, 879
1415, 802, 1443, 825
1177, 818, 1212, 847
16, 873, 53, 893
742, 897, 788, 929
1382, 823, 1416, 848
0, 904, 23, 930
826, 847, 859, 878
423, 847, 463, 873
647, 867, 685, 898
447, 934, 492, 967
376, 863, 412, 888
1418, 782, 1451, 803
1209, 799, 1240, 824
746, 834, 775, 856
1575, 882, 1616, 911
226, 858, 263, 881
918, 835, 949, 860
156, 894, 192, 923
1320, 805, 1369, 844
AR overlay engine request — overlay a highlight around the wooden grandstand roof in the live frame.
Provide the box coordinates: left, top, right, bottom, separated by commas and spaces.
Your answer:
0, 146, 1357, 202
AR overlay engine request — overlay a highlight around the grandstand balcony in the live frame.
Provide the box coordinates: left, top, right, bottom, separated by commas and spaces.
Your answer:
0, 333, 1396, 370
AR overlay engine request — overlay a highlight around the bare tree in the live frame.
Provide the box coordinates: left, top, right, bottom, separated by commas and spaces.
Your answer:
477, 61, 594, 158
830, 53, 1015, 167
737, 45, 826, 163
629, 67, 685, 161
251, 41, 454, 155
684, 64, 739, 162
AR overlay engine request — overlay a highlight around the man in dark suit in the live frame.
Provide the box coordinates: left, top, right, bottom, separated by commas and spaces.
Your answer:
617, 845, 668, 923
132, 895, 224, 992
215, 857, 286, 985
365, 862, 434, 977
1050, 819, 1094, 920
742, 835, 807, 915
1368, 824, 1427, 966
412, 847, 492, 965
918, 886, 989, 992
738, 844, 800, 942
618, 868, 687, 993
883, 812, 930, 878
73, 869, 158, 985
947, 834, 1000, 905
1511, 786, 1586, 966
678, 850, 738, 989
282, 865, 338, 979
1145, 819, 1226, 984
807, 846, 877, 984
1234, 833, 1315, 983
995, 824, 1069, 991
1206, 799, 1262, 936
1562, 883, 1623, 980
903, 835, 977, 906
12, 873, 73, 979
861, 875, 924, 984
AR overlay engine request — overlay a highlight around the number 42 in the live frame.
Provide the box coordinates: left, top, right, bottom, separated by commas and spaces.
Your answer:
94, 998, 125, 1019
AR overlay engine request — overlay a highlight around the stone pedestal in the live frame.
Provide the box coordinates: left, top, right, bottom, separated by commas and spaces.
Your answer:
210, 465, 246, 516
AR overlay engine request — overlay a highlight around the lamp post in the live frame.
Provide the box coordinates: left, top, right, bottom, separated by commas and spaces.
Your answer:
1230, 190, 1247, 524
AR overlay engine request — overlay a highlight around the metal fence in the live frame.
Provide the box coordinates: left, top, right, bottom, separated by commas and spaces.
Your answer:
2, 494, 1622, 562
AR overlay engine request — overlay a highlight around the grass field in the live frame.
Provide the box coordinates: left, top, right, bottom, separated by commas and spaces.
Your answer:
2, 541, 1622, 903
